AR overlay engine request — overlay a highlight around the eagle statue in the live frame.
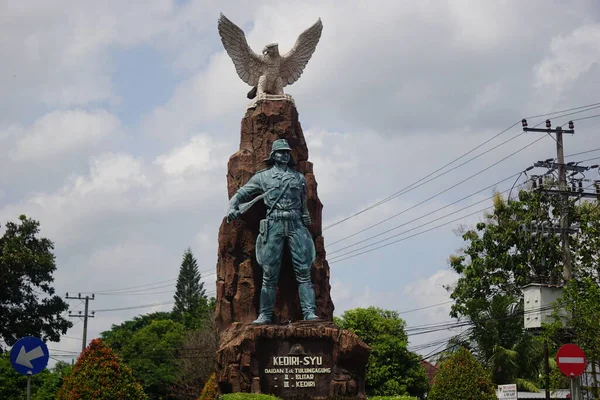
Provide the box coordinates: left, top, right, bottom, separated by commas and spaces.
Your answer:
217, 13, 323, 100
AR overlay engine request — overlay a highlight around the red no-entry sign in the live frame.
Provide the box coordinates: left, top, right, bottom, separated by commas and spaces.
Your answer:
556, 344, 587, 377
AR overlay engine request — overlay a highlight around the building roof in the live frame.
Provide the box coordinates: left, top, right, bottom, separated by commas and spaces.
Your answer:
420, 360, 438, 387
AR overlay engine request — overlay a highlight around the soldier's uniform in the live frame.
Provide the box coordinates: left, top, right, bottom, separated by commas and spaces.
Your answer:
229, 139, 318, 324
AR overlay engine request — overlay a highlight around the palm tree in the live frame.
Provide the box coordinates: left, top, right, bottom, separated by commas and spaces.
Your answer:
467, 294, 544, 391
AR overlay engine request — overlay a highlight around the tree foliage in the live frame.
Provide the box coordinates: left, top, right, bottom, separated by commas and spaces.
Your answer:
32, 361, 73, 400
547, 277, 600, 366
0, 215, 72, 351
335, 306, 429, 397
57, 338, 147, 399
170, 317, 218, 399
428, 347, 496, 400
0, 350, 72, 399
101, 311, 172, 354
447, 192, 565, 385
103, 314, 185, 399
0, 352, 28, 399
448, 190, 600, 389
449, 191, 564, 320
198, 372, 217, 400
173, 248, 209, 329
468, 294, 542, 388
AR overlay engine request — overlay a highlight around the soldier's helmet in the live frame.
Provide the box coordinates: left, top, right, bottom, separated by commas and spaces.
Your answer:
288, 343, 307, 356
264, 138, 295, 166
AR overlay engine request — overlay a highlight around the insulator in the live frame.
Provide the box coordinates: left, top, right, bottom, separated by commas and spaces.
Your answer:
569, 120, 574, 129
522, 119, 528, 128
546, 119, 551, 129
579, 181, 583, 191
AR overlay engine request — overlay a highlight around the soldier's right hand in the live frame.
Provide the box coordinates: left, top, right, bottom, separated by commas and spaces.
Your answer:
227, 208, 241, 222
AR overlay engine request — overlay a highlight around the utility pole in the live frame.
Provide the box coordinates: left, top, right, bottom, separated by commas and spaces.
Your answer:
66, 293, 95, 353
522, 119, 575, 281
521, 118, 600, 400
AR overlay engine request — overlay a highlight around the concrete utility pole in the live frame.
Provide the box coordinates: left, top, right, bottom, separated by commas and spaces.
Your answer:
66, 293, 95, 352
522, 119, 575, 281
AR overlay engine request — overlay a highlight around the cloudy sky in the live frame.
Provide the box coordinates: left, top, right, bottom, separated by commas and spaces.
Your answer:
2, 0, 600, 363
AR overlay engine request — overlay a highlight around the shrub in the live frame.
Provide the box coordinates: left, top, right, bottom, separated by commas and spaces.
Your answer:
56, 338, 147, 399
428, 347, 496, 400
198, 372, 218, 400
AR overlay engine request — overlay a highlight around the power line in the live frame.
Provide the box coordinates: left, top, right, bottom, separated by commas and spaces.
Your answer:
323, 127, 521, 231
92, 290, 217, 313
564, 113, 600, 124
328, 135, 544, 249
328, 187, 514, 261
329, 205, 494, 264
398, 301, 454, 315
565, 147, 600, 159
322, 102, 600, 232
79, 268, 215, 295
328, 173, 521, 255
93, 300, 175, 313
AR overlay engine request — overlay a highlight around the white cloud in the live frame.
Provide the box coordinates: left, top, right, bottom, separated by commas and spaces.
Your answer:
8, 109, 120, 162
154, 134, 217, 176
534, 23, 600, 92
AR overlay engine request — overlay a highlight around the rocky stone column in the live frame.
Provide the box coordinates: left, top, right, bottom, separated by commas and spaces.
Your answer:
215, 100, 335, 330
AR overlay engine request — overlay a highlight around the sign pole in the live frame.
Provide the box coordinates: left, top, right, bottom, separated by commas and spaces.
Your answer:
27, 373, 31, 400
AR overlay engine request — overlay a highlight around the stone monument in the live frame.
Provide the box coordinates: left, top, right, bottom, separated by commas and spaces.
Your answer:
215, 14, 369, 399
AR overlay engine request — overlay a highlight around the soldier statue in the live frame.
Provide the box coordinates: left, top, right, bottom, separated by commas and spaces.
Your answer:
226, 139, 318, 324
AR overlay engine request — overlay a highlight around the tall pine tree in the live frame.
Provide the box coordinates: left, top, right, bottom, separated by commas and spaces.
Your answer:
173, 248, 208, 328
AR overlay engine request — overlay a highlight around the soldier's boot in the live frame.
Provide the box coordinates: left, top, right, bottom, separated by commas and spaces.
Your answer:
252, 286, 276, 324
298, 282, 319, 321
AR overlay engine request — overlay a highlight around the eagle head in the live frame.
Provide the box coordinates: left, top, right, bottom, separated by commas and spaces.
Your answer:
262, 43, 279, 57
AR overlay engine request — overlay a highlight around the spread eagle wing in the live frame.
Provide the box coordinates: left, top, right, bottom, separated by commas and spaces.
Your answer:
280, 18, 323, 87
218, 13, 265, 87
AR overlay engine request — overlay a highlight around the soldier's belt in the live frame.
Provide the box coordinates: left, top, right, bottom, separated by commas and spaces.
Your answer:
268, 210, 301, 220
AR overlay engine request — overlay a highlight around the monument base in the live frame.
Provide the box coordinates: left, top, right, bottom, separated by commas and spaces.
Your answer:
247, 94, 296, 109
216, 321, 369, 399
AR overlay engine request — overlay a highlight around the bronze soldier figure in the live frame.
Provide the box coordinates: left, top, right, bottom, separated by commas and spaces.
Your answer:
227, 139, 318, 324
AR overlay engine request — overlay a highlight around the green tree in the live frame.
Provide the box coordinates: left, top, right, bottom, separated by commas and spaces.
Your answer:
467, 294, 542, 390
449, 191, 563, 320
0, 215, 72, 351
0, 352, 28, 399
447, 191, 568, 387
173, 248, 209, 329
32, 361, 73, 400
448, 191, 600, 389
124, 319, 185, 399
547, 278, 600, 379
103, 315, 185, 399
101, 311, 172, 354
0, 351, 71, 399
57, 338, 147, 399
428, 347, 496, 400
170, 317, 218, 399
335, 307, 429, 397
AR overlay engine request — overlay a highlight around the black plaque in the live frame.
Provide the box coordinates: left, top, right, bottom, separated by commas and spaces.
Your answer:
257, 337, 333, 398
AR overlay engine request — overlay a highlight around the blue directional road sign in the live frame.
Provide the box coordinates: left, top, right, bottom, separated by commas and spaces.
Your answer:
10, 336, 50, 375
